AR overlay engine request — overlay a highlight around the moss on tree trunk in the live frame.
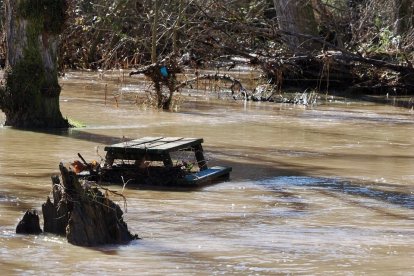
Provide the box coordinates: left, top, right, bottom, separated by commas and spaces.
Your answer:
0, 0, 69, 128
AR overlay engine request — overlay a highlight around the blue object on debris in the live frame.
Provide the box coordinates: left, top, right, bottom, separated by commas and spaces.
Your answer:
160, 66, 168, 77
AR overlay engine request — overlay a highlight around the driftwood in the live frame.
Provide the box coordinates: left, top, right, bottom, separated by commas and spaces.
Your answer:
42, 163, 138, 246
200, 29, 414, 94
280, 29, 414, 75
256, 51, 414, 94
177, 73, 247, 94
129, 45, 413, 108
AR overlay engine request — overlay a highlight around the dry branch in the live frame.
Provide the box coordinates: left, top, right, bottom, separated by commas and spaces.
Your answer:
176, 73, 247, 94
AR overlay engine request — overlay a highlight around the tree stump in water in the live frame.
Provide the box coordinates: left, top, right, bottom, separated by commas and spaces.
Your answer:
42, 163, 138, 246
16, 210, 42, 235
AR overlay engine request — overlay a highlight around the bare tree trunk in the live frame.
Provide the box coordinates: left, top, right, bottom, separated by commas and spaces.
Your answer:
0, 0, 69, 128
273, 0, 320, 53
151, 0, 160, 63
395, 0, 413, 35
172, 0, 184, 55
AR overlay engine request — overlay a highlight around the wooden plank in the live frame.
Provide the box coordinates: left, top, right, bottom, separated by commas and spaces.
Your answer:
140, 137, 185, 150
105, 137, 205, 164
109, 137, 162, 148
112, 137, 184, 151
116, 138, 202, 153
151, 138, 203, 152
161, 152, 173, 167
123, 137, 165, 148
159, 137, 185, 142
194, 144, 208, 170
105, 137, 164, 150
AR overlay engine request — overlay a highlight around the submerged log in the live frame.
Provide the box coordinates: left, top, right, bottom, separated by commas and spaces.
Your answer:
42, 163, 138, 246
177, 73, 247, 95
16, 210, 42, 235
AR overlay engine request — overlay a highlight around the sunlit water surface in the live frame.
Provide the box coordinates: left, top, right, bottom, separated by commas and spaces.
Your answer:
1, 71, 414, 275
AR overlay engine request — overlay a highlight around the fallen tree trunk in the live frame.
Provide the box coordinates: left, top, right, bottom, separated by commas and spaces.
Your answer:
42, 163, 138, 246
200, 30, 414, 94
176, 73, 247, 94
258, 51, 414, 94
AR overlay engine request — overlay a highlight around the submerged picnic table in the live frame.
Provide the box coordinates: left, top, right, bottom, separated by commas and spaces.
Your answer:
104, 137, 207, 169
103, 137, 231, 186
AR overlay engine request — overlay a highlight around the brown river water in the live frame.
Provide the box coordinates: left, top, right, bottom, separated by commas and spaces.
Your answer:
1, 70, 414, 275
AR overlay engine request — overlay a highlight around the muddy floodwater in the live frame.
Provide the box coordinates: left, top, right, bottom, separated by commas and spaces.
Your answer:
1, 70, 414, 275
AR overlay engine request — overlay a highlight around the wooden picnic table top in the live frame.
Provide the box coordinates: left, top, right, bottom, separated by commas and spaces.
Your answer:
104, 137, 204, 155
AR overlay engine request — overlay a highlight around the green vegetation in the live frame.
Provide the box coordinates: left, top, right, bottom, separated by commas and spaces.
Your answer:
67, 118, 86, 128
